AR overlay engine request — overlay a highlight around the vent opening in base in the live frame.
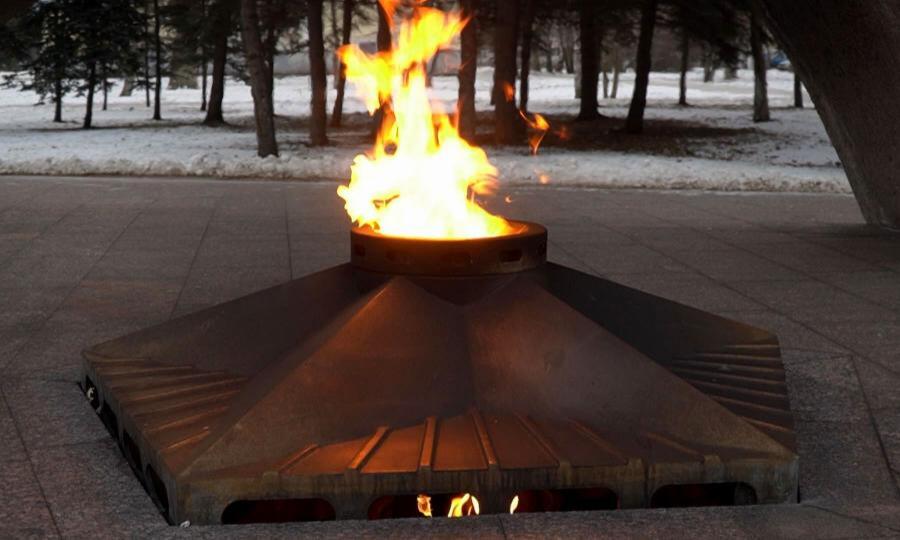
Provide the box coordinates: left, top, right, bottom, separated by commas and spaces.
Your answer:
122, 432, 142, 474
511, 487, 619, 513
221, 499, 336, 524
368, 493, 480, 519
651, 482, 758, 508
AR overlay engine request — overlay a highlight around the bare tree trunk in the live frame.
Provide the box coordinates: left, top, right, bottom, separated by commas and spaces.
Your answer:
793, 72, 803, 108
678, 31, 689, 106
751, 3, 770, 122
518, 0, 536, 113
102, 72, 108, 111
308, 0, 329, 145
559, 24, 575, 74
331, 0, 353, 127
493, 0, 522, 144
264, 26, 276, 116
53, 77, 63, 122
204, 3, 229, 126
702, 46, 715, 82
83, 62, 96, 129
200, 0, 208, 111
724, 65, 738, 80
120, 78, 134, 97
577, 0, 600, 120
241, 0, 278, 156
602, 68, 609, 99
329, 0, 340, 85
153, 0, 162, 120
624, 0, 657, 133
372, 1, 392, 135
544, 30, 553, 73
144, 0, 151, 107
457, 0, 477, 142
376, 0, 391, 52
611, 43, 620, 98
201, 61, 208, 110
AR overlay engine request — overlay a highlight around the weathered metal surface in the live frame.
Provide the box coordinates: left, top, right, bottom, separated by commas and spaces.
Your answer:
82, 234, 798, 525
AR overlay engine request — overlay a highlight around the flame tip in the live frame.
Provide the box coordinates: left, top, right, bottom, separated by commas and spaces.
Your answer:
337, 1, 517, 240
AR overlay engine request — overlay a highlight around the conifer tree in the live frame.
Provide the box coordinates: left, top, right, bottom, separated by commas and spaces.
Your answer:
70, 0, 144, 128
6, 0, 79, 123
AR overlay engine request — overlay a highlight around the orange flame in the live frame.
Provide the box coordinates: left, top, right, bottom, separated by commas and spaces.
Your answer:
336, 1, 513, 239
520, 111, 550, 155
448, 493, 480, 517
417, 494, 432, 517
510, 495, 520, 513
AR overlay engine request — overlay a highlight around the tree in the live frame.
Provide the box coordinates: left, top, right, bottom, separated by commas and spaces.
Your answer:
664, 0, 742, 108
493, 0, 523, 144
153, 0, 163, 120
376, 0, 391, 52
6, 0, 79, 123
72, 0, 143, 128
609, 41, 621, 98
793, 71, 803, 108
558, 21, 575, 73
576, 0, 601, 120
241, 0, 278, 156
456, 0, 477, 142
144, 0, 151, 107
16, 0, 146, 128
371, 0, 392, 135
164, 0, 208, 94
517, 0, 537, 113
257, 0, 307, 116
624, 0, 658, 134
200, 0, 208, 110
678, 28, 689, 106
702, 45, 715, 82
750, 1, 769, 122
308, 0, 328, 145
330, 0, 353, 127
205, 0, 237, 125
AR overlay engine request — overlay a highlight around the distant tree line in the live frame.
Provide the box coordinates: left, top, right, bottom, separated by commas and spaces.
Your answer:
0, 0, 798, 155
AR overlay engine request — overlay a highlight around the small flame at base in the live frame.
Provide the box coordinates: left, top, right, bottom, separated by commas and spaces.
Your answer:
417, 494, 432, 517
416, 493, 480, 518
448, 493, 480, 517
509, 495, 520, 514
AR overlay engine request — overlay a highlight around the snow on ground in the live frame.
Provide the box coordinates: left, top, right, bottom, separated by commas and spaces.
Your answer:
0, 68, 848, 193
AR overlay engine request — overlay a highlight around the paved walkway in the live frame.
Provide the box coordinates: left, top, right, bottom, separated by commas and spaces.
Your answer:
1, 175, 899, 538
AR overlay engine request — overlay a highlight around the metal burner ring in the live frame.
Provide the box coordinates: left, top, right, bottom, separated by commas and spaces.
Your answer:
349, 220, 547, 276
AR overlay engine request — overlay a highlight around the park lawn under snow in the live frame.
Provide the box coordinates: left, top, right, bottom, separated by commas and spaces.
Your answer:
0, 67, 848, 193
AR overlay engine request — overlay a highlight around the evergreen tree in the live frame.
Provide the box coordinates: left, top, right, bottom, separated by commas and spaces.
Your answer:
69, 0, 144, 128
662, 0, 742, 107
5, 0, 80, 123
163, 0, 208, 92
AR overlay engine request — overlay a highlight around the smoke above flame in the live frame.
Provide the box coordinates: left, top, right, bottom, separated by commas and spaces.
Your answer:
335, 0, 514, 239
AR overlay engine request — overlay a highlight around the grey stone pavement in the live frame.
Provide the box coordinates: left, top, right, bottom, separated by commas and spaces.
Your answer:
1, 175, 900, 538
